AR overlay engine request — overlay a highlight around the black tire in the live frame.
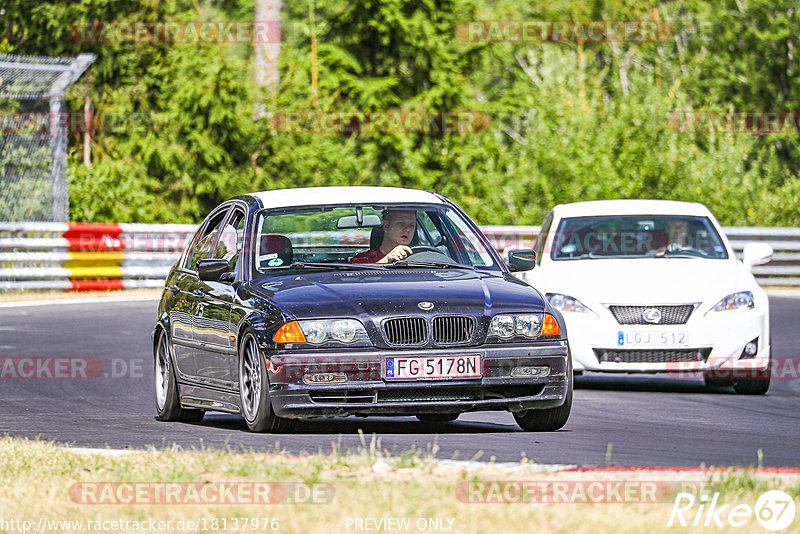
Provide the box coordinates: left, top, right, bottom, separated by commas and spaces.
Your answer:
416, 413, 459, 423
703, 372, 732, 389
732, 368, 771, 395
181, 409, 206, 422
513, 354, 573, 432
154, 329, 205, 423
239, 330, 295, 433
732, 344, 771, 395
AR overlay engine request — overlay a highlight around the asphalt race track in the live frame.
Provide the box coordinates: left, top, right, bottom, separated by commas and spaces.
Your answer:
1, 295, 798, 468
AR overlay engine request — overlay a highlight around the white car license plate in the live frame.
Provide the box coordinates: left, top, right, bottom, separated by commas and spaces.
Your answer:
618, 331, 688, 347
384, 355, 481, 380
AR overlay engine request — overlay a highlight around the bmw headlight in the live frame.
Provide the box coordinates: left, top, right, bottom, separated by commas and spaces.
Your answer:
707, 291, 754, 314
546, 293, 593, 314
489, 314, 547, 339
297, 319, 369, 344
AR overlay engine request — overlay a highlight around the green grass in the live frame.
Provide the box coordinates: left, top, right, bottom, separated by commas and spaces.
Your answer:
0, 436, 798, 533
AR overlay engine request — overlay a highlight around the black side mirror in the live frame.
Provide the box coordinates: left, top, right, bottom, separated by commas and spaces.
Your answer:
197, 258, 231, 282
507, 249, 536, 272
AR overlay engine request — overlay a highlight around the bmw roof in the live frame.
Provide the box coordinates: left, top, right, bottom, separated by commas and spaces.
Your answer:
249, 186, 445, 209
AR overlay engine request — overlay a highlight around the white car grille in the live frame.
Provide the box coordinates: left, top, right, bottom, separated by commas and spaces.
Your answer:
608, 305, 694, 325
594, 348, 711, 364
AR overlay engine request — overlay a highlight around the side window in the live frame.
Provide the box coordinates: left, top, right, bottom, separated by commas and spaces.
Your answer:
213, 209, 246, 273
187, 209, 231, 271
180, 230, 201, 270
535, 212, 553, 265
442, 210, 494, 267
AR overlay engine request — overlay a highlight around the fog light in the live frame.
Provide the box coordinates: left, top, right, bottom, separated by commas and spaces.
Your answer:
511, 366, 550, 378
303, 372, 348, 384
740, 338, 758, 359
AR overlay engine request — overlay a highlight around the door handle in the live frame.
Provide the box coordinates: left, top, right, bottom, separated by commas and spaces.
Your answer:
168, 284, 180, 294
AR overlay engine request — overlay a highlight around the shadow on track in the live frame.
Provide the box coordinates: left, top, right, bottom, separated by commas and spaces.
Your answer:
575, 374, 735, 394
181, 414, 525, 434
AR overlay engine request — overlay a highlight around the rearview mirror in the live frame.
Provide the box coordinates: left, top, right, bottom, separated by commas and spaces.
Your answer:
742, 242, 773, 269
197, 258, 231, 281
337, 214, 382, 229
507, 249, 537, 272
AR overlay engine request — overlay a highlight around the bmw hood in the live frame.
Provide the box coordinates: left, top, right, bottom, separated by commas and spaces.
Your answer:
248, 269, 545, 319
524, 258, 749, 305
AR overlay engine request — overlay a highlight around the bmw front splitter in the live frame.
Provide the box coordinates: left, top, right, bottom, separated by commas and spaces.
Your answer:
264, 342, 570, 418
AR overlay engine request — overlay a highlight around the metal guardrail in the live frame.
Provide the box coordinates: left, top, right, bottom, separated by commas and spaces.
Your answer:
723, 226, 800, 286
0, 223, 195, 291
1, 223, 798, 291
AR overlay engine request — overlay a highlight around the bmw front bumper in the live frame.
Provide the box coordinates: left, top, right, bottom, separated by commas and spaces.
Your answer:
264, 342, 570, 418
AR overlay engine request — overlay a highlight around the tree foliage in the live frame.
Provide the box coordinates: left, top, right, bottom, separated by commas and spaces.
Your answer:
2, 0, 798, 225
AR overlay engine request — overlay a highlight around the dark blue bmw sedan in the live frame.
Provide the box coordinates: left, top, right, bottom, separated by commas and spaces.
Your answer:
152, 187, 572, 432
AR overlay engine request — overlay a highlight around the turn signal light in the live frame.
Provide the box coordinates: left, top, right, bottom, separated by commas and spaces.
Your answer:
542, 314, 561, 336
273, 321, 307, 343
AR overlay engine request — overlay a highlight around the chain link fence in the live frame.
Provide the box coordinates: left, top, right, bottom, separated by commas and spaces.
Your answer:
0, 53, 95, 222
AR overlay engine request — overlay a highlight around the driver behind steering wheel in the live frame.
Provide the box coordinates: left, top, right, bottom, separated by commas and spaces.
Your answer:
650, 219, 691, 256
350, 209, 416, 264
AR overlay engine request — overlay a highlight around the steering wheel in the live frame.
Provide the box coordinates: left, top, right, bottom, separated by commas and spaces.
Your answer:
410, 245, 442, 255
667, 243, 709, 257
682, 246, 710, 257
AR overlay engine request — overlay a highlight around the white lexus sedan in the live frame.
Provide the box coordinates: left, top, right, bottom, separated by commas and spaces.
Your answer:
521, 200, 774, 394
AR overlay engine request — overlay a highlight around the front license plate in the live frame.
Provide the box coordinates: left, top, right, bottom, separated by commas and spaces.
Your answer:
384, 355, 482, 380
617, 331, 689, 347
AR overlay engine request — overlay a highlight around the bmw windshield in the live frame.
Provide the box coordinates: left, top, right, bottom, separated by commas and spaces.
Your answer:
252, 204, 501, 273
550, 215, 729, 260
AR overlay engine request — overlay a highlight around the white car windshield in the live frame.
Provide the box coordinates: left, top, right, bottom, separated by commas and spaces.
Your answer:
253, 203, 498, 272
550, 215, 729, 260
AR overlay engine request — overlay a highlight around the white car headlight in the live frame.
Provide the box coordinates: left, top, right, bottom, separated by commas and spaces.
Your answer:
546, 293, 593, 314
297, 319, 369, 344
488, 314, 543, 339
707, 291, 754, 314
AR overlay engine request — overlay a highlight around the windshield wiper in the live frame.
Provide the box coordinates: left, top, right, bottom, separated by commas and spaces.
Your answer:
563, 252, 608, 260
283, 261, 386, 271
661, 252, 704, 259
385, 260, 476, 270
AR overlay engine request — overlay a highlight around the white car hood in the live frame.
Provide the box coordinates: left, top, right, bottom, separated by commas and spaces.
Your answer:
525, 258, 747, 305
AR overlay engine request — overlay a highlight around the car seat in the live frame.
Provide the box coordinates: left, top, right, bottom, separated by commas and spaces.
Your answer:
258, 234, 293, 268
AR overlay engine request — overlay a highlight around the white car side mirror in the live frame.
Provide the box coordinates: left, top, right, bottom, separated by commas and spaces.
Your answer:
742, 242, 773, 268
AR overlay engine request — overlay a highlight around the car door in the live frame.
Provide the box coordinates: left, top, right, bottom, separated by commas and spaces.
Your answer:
181, 206, 232, 381
168, 228, 203, 381
168, 270, 198, 380
193, 206, 246, 389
